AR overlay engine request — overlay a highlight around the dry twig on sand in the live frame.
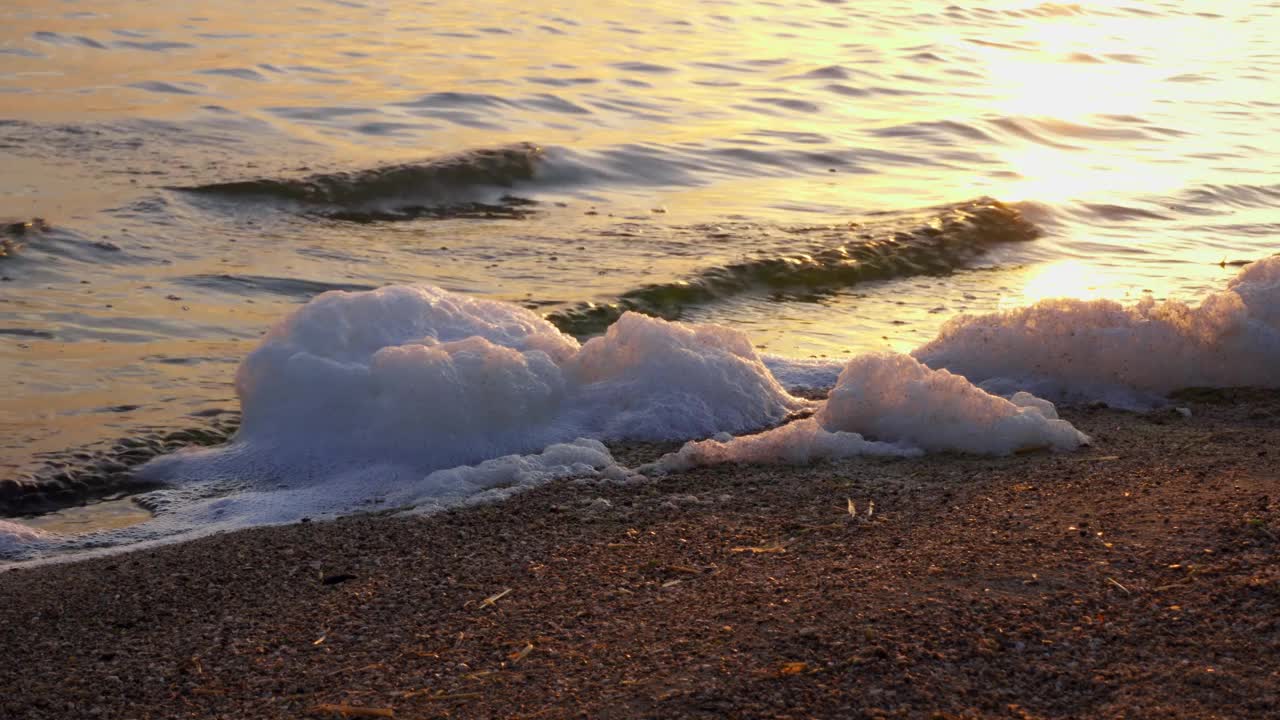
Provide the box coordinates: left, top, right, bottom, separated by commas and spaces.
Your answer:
478, 587, 513, 608
307, 703, 395, 718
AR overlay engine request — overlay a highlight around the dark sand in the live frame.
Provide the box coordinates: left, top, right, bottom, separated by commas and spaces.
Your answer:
2, 390, 1278, 719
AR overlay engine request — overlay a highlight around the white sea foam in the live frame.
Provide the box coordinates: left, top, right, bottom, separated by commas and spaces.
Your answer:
0, 440, 629, 566
40, 258, 1280, 563
3, 290, 826, 563
818, 353, 1086, 454
140, 290, 806, 492
649, 417, 919, 473
650, 353, 1085, 472
564, 312, 805, 439
0, 520, 49, 558
154, 439, 623, 530
913, 256, 1280, 407
396, 438, 629, 513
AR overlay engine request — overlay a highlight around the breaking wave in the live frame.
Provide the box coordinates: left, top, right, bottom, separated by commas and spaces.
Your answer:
547, 198, 1039, 336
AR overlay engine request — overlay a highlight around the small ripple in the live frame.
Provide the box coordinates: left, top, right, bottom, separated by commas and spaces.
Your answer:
986, 117, 1083, 151
265, 105, 374, 122
1165, 73, 1213, 83
113, 40, 196, 52
610, 61, 677, 74
351, 121, 428, 136
394, 91, 512, 109
178, 274, 378, 298
129, 81, 203, 95
752, 97, 822, 113
1078, 203, 1173, 222
823, 83, 870, 97
0, 328, 54, 339
872, 120, 993, 142
783, 65, 853, 80
32, 31, 106, 49
520, 94, 593, 115
748, 129, 831, 145
197, 67, 267, 82
966, 38, 1035, 51
1029, 117, 1149, 141
525, 76, 599, 87
1177, 183, 1280, 210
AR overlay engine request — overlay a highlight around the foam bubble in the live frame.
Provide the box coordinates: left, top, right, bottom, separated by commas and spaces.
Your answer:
913, 256, 1280, 407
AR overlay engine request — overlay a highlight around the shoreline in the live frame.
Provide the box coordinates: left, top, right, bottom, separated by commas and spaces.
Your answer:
2, 392, 1278, 718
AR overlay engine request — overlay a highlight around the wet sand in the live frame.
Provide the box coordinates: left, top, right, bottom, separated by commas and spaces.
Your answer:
2, 390, 1278, 719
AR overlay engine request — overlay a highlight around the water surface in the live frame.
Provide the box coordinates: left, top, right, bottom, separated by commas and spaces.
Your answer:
2, 0, 1277, 476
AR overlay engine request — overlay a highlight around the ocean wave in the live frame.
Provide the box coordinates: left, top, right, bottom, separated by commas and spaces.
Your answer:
177, 274, 378, 298
1176, 183, 1280, 211
176, 143, 544, 209
546, 198, 1039, 336
0, 218, 49, 259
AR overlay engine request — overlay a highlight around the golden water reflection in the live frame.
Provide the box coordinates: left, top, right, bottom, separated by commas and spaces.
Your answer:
1006, 260, 1133, 308
15, 496, 152, 534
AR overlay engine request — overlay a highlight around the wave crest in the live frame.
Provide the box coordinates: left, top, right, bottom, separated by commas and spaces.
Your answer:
177, 143, 544, 211
547, 198, 1039, 336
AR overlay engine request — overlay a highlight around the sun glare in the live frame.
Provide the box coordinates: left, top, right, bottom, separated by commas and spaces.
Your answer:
1007, 260, 1128, 308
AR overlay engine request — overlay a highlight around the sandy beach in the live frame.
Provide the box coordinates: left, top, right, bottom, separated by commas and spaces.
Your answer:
1, 390, 1277, 719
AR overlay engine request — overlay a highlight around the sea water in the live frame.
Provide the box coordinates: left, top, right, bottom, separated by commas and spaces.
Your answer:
1, 0, 1277, 561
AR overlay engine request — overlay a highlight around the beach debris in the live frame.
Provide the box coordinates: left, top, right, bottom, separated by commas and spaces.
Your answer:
322, 573, 358, 585
478, 587, 512, 609
847, 498, 874, 521
307, 703, 395, 718
508, 642, 535, 664
730, 544, 786, 554
1175, 407, 1192, 418
1107, 577, 1131, 594
779, 662, 809, 676
398, 690, 482, 701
